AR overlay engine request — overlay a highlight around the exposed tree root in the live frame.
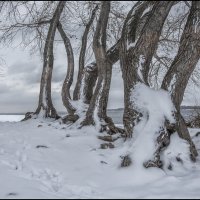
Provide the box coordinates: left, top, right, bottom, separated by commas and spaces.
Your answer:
121, 155, 132, 167
22, 107, 61, 122
62, 114, 79, 124
99, 116, 126, 136
100, 142, 115, 149
98, 135, 120, 142
80, 116, 95, 127
21, 112, 35, 121
144, 118, 197, 169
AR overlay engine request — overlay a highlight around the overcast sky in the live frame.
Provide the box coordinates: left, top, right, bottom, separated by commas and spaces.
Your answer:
1, 41, 200, 114
0, 1, 200, 114
0, 41, 125, 114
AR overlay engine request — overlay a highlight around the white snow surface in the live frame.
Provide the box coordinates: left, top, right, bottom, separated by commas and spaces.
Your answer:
129, 83, 177, 166
0, 115, 24, 122
0, 115, 200, 198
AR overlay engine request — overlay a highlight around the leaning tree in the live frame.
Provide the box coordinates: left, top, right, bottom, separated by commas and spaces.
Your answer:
119, 1, 199, 167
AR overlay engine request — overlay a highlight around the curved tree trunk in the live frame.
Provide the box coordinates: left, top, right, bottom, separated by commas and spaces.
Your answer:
81, 3, 155, 132
82, 40, 120, 105
98, 61, 112, 120
35, 1, 66, 119
81, 1, 110, 126
82, 62, 98, 104
81, 3, 154, 108
120, 1, 174, 137
73, 5, 98, 101
161, 1, 200, 160
57, 22, 75, 113
57, 21, 79, 123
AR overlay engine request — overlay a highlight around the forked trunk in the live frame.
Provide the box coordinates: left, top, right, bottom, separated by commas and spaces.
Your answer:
82, 41, 120, 104
81, 1, 110, 126
120, 1, 174, 137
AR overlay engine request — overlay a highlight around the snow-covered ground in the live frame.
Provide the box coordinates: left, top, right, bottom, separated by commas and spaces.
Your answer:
0, 115, 24, 122
0, 116, 200, 199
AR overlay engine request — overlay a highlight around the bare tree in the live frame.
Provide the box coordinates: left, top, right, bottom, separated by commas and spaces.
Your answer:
81, 3, 153, 105
35, 1, 66, 118
148, 1, 190, 89
161, 1, 200, 161
57, 21, 79, 123
81, 1, 111, 126
73, 4, 99, 101
81, 41, 120, 105
120, 1, 174, 138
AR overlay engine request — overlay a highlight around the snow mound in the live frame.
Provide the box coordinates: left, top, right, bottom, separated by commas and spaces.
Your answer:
128, 83, 192, 171
131, 83, 175, 123
162, 133, 192, 175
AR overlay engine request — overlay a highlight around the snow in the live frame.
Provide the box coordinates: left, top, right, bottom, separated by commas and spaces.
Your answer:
126, 40, 137, 51
137, 55, 146, 82
0, 115, 24, 122
168, 74, 177, 92
141, 5, 153, 18
0, 113, 200, 198
128, 83, 175, 167
162, 133, 193, 175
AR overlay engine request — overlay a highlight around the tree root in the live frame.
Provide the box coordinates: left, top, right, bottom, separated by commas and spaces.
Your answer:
62, 114, 79, 124
143, 121, 173, 169
80, 116, 95, 127
100, 116, 126, 136
22, 107, 61, 121
100, 142, 115, 149
121, 155, 132, 167
98, 135, 120, 142
21, 112, 35, 121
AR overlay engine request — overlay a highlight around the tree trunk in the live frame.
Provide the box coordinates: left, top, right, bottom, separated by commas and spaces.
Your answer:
82, 62, 98, 104
98, 61, 112, 120
35, 1, 66, 119
81, 4, 154, 106
161, 1, 200, 160
120, 1, 174, 137
57, 22, 76, 114
82, 40, 120, 105
81, 2, 155, 132
81, 1, 110, 126
73, 5, 98, 101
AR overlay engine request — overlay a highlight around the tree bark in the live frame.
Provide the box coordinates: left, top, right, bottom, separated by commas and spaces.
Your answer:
57, 21, 76, 116
81, 4, 154, 106
82, 40, 120, 104
82, 2, 154, 104
81, 1, 110, 126
161, 1, 200, 160
73, 5, 98, 101
120, 1, 174, 137
98, 61, 112, 120
35, 1, 66, 118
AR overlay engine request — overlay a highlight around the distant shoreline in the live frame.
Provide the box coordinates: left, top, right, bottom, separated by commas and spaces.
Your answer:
0, 106, 200, 115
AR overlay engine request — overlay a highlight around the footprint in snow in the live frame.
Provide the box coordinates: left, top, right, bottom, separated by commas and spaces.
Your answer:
31, 169, 63, 193
6, 192, 18, 197
36, 145, 49, 149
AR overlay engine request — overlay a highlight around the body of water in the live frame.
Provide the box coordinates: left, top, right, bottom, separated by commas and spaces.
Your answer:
0, 115, 24, 122
0, 107, 199, 123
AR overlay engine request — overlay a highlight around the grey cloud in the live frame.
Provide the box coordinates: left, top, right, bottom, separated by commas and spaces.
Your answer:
52, 64, 66, 83
0, 43, 124, 114
7, 61, 42, 85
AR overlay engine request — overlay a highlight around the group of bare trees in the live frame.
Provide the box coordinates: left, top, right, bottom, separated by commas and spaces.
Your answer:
1, 1, 200, 168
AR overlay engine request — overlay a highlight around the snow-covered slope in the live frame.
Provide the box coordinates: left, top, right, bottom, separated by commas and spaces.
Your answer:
0, 118, 200, 198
